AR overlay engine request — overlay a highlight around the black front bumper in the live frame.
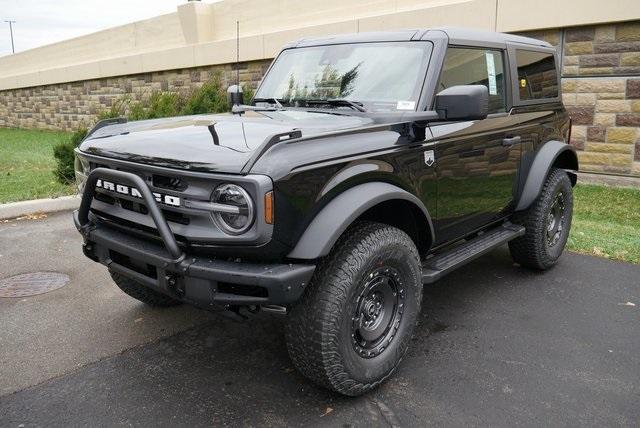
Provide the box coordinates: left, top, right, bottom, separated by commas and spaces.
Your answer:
75, 168, 315, 309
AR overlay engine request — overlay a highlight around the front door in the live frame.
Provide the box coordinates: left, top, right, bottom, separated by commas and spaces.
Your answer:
429, 47, 522, 245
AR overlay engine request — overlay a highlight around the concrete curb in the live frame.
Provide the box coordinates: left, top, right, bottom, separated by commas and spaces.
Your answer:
578, 172, 640, 188
0, 195, 80, 220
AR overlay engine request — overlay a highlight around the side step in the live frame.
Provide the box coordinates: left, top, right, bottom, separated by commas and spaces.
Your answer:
421, 223, 525, 284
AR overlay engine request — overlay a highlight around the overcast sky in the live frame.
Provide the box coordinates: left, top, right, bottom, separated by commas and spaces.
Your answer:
0, 0, 188, 57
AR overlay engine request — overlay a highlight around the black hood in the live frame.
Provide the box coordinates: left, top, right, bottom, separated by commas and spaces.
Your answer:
79, 110, 373, 174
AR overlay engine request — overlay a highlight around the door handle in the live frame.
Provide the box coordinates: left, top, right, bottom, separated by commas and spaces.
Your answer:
502, 136, 521, 146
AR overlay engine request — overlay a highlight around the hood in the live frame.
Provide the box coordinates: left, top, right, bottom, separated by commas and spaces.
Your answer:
79, 110, 373, 174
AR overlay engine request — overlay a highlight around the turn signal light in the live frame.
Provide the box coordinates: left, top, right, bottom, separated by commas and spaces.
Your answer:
264, 191, 274, 224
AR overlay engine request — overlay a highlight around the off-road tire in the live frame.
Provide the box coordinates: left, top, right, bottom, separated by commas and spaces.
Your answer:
109, 270, 182, 307
285, 221, 423, 396
509, 168, 573, 270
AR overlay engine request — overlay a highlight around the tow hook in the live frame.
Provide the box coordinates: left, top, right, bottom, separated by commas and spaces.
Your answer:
82, 242, 99, 262
165, 273, 184, 296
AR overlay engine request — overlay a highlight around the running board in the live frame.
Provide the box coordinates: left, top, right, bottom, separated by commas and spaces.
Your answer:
422, 223, 525, 284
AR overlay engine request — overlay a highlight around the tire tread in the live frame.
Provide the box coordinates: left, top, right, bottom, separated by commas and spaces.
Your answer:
285, 221, 422, 396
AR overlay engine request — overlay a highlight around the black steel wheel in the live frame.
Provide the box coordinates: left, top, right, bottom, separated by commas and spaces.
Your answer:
285, 221, 423, 396
351, 267, 405, 359
509, 168, 573, 270
546, 191, 566, 248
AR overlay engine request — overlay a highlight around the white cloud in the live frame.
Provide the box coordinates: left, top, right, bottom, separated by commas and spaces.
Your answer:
0, 0, 186, 57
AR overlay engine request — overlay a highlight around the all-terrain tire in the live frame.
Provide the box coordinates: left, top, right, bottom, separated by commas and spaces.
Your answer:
285, 221, 423, 396
509, 168, 573, 270
109, 270, 182, 307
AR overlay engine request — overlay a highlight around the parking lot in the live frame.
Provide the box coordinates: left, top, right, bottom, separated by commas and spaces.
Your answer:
0, 211, 638, 426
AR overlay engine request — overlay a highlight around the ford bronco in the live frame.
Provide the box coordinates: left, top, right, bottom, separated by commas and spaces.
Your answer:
74, 28, 577, 396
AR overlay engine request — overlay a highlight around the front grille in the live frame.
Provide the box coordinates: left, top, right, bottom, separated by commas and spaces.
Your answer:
94, 192, 115, 205
153, 174, 187, 191
83, 154, 271, 246
162, 209, 189, 225
93, 210, 189, 246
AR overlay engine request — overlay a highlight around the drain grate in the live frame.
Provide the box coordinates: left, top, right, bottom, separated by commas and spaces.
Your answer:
0, 272, 70, 298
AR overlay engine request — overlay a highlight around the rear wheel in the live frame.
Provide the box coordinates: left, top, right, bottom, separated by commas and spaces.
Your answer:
110, 270, 182, 307
509, 168, 573, 270
285, 222, 423, 396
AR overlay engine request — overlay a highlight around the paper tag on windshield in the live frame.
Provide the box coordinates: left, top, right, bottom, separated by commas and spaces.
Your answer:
485, 52, 498, 96
396, 101, 416, 110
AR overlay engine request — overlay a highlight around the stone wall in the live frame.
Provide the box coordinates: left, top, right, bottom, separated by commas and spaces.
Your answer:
0, 60, 270, 131
1, 21, 639, 176
518, 21, 640, 176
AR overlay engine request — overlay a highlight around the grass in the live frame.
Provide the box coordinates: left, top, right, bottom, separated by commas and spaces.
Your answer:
0, 128, 75, 203
568, 184, 640, 264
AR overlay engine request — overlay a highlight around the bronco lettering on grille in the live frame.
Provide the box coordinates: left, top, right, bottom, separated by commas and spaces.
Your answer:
96, 179, 181, 207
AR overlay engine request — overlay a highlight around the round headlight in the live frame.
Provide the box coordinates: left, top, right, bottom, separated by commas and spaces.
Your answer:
211, 183, 255, 235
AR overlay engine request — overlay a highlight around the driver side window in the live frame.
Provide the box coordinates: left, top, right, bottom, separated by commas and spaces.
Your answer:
438, 47, 506, 114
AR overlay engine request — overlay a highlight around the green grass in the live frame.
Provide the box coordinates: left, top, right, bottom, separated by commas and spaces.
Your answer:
0, 128, 75, 204
568, 184, 640, 264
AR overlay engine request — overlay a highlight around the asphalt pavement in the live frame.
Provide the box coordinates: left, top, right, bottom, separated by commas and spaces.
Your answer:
0, 211, 638, 427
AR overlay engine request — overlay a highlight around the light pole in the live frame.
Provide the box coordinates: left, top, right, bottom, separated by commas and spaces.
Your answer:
4, 20, 15, 54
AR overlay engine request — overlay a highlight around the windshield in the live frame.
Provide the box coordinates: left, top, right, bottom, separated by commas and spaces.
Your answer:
255, 42, 432, 112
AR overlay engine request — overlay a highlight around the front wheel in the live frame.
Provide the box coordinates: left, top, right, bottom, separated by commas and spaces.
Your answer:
285, 222, 423, 396
509, 168, 574, 270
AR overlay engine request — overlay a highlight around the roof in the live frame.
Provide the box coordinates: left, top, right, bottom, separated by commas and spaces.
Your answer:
433, 27, 552, 48
286, 27, 552, 49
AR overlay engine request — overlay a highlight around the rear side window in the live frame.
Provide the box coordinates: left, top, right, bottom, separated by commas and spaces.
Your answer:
438, 47, 506, 114
516, 50, 558, 100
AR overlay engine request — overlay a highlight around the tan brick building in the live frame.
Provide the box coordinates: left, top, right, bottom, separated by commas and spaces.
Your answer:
0, 0, 639, 176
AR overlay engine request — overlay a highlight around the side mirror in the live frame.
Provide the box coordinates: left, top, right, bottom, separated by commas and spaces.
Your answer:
227, 85, 244, 108
435, 85, 488, 121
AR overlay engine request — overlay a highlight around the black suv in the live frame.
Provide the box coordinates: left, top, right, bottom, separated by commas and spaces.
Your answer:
74, 27, 578, 396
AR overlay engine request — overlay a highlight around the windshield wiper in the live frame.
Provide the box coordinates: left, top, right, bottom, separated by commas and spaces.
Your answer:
253, 97, 285, 109
303, 99, 367, 112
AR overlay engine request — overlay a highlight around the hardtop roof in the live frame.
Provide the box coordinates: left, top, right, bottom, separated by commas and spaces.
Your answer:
286, 27, 552, 49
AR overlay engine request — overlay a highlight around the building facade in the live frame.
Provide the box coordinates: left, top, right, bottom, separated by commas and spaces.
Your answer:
0, 0, 639, 176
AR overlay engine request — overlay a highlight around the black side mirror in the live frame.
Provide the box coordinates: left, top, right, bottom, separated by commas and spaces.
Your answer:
227, 85, 244, 109
435, 85, 488, 121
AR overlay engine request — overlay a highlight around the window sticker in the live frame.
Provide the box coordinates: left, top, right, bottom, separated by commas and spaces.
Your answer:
396, 100, 416, 110
485, 52, 498, 96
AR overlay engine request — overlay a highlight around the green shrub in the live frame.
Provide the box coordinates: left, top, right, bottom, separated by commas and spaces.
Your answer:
53, 128, 88, 183
242, 85, 255, 104
129, 91, 187, 120
98, 96, 129, 121
53, 76, 254, 184
181, 75, 228, 115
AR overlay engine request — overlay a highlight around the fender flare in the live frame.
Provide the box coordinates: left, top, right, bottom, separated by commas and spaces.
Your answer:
287, 182, 434, 260
515, 140, 578, 211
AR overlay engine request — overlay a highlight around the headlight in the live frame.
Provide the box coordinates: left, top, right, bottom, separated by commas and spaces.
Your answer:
211, 183, 255, 235
74, 154, 90, 192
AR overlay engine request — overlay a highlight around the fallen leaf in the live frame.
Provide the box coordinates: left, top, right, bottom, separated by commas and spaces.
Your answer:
16, 212, 47, 221
320, 407, 333, 417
